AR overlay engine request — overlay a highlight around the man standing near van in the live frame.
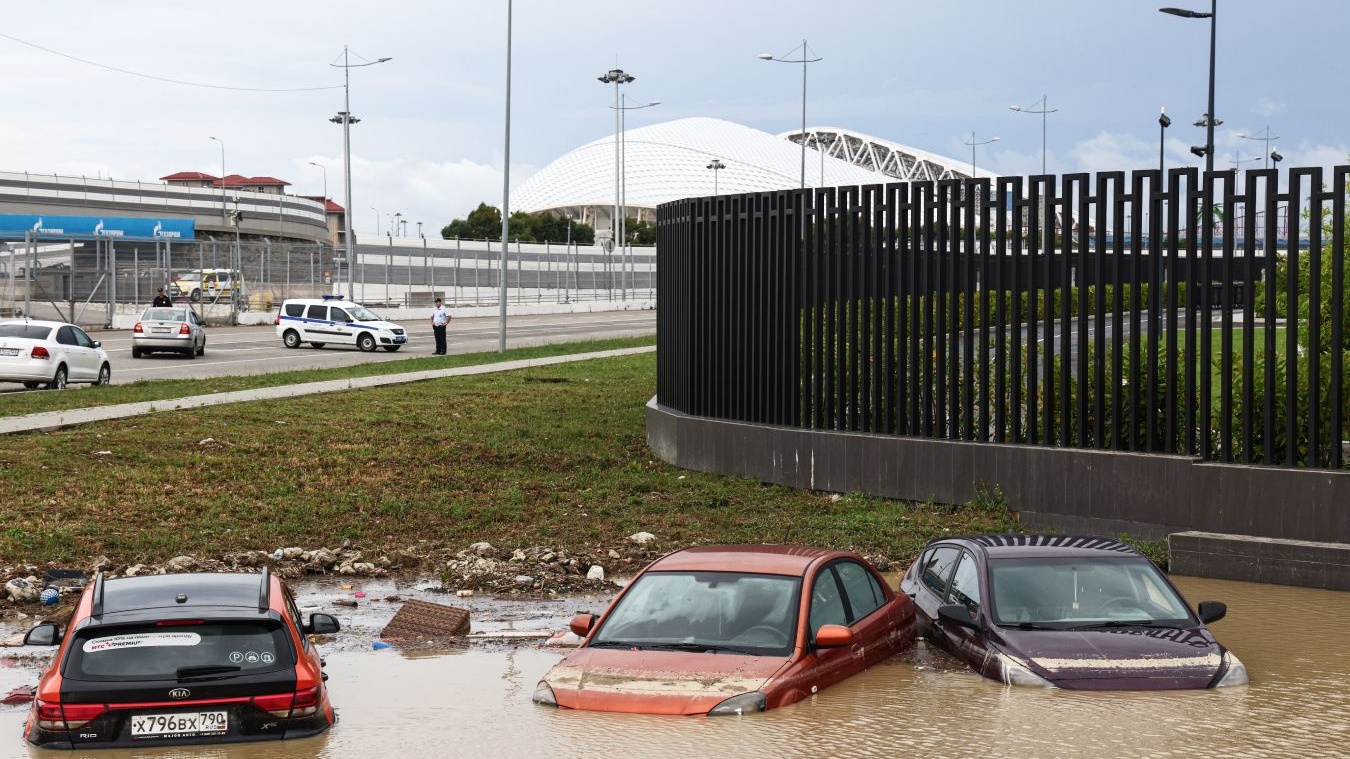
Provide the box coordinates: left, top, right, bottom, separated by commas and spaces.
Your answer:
430, 297, 450, 355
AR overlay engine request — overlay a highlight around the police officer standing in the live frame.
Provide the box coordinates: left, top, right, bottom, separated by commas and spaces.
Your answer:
152, 287, 173, 307
430, 297, 450, 355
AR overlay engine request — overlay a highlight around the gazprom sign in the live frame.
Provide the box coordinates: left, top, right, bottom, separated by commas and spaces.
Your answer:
0, 214, 194, 240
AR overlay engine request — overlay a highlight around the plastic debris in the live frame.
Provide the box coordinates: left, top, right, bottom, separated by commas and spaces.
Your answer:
354, 591, 366, 599
372, 640, 392, 650
333, 599, 358, 608
2, 687, 33, 705
39, 588, 59, 605
544, 630, 583, 647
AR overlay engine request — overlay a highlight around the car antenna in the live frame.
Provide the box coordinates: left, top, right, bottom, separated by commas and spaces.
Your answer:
91, 571, 105, 620
258, 565, 271, 612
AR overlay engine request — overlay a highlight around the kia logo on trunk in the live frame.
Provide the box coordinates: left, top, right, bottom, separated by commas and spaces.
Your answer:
169, 688, 190, 699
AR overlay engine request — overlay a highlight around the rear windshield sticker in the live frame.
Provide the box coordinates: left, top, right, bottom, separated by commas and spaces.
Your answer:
82, 632, 202, 653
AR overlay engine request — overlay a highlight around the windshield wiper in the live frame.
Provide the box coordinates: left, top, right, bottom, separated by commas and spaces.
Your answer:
587, 640, 644, 649
1068, 620, 1184, 630
644, 642, 752, 654
176, 665, 242, 678
1005, 621, 1060, 630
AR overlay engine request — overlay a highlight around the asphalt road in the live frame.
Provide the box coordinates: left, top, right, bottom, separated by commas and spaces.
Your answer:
89, 310, 655, 385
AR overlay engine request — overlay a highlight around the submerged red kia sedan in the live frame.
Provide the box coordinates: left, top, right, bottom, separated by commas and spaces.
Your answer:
22, 569, 340, 749
899, 534, 1248, 690
533, 544, 916, 715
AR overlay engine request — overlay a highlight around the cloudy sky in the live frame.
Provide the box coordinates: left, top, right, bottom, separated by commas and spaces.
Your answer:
3, 1, 1346, 235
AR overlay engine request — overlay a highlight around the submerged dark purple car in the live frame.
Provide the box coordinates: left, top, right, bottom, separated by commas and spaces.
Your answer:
899, 534, 1248, 690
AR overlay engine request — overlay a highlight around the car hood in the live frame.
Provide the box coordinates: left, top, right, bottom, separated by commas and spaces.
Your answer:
354, 320, 403, 330
995, 626, 1223, 689
544, 647, 789, 715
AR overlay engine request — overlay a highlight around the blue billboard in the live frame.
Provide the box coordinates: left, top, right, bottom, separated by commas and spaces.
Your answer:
0, 214, 194, 240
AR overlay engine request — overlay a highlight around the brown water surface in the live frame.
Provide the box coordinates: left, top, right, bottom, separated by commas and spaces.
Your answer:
1, 575, 1346, 758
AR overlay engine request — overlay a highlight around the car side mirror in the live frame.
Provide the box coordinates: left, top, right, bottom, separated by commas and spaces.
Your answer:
304, 613, 341, 636
569, 613, 597, 637
24, 621, 62, 646
937, 604, 980, 630
92, 341, 102, 349
813, 623, 854, 649
1197, 601, 1227, 624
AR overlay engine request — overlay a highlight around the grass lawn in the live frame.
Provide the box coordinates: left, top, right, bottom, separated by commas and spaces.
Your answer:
0, 350, 1019, 571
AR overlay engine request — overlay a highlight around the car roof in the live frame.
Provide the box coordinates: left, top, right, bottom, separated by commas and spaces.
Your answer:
646, 544, 850, 576
932, 534, 1143, 560
0, 319, 68, 329
83, 572, 278, 625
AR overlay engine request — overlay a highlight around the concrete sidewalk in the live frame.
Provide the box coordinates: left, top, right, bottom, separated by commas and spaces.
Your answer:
0, 346, 655, 435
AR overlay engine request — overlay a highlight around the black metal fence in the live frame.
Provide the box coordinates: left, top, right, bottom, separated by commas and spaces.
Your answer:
656, 167, 1348, 470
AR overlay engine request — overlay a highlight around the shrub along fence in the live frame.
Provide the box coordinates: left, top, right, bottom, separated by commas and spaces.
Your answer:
656, 166, 1347, 471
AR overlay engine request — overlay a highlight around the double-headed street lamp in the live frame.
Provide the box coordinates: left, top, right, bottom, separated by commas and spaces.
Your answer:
706, 158, 726, 195
758, 40, 823, 190
1160, 3, 1217, 174
962, 131, 999, 178
330, 46, 392, 299
598, 68, 635, 270
1010, 95, 1057, 176
1238, 126, 1281, 170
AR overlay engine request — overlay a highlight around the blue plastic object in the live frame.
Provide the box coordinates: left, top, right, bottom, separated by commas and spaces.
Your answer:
372, 640, 391, 650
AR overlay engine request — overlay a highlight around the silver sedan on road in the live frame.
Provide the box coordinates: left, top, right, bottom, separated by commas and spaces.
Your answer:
131, 306, 206, 359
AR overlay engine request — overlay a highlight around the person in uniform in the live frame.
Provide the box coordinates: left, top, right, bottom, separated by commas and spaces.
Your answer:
152, 287, 173, 307
430, 297, 450, 355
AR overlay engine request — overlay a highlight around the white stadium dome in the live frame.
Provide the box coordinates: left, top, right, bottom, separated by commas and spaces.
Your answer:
510, 117, 986, 231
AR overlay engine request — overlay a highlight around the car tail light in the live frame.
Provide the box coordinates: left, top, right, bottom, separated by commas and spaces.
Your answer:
274, 313, 280, 325
35, 700, 107, 730
179, 323, 191, 335
251, 686, 320, 719
133, 322, 144, 334
31, 346, 50, 360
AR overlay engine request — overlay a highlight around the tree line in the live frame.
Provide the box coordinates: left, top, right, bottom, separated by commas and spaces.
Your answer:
440, 203, 656, 246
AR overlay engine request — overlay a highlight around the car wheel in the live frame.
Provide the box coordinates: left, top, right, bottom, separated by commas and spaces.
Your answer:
95, 364, 111, 386
283, 330, 302, 349
310, 342, 326, 349
46, 365, 68, 390
382, 345, 401, 352
198, 340, 205, 356
357, 333, 376, 352
131, 347, 142, 358
186, 347, 197, 359
190, 289, 202, 303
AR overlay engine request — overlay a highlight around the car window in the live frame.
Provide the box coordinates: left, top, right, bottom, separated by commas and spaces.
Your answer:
835, 561, 885, 620
55, 326, 78, 346
145, 308, 181, 322
0, 324, 51, 339
808, 568, 848, 633
284, 303, 304, 317
306, 304, 326, 319
72, 327, 95, 349
947, 553, 982, 615
920, 546, 961, 597
282, 586, 310, 651
65, 622, 293, 681
330, 307, 352, 323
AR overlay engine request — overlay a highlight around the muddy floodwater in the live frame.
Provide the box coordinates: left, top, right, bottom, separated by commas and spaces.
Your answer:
1, 574, 1347, 758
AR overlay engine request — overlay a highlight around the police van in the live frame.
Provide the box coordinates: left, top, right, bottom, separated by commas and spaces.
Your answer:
274, 295, 408, 352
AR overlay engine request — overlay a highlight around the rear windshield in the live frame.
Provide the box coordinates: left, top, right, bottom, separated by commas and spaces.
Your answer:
143, 308, 186, 322
0, 324, 52, 340
65, 621, 293, 681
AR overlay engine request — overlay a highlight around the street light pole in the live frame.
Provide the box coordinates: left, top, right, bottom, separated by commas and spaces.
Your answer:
598, 68, 635, 296
1160, 2, 1217, 174
814, 133, 835, 187
962, 131, 999, 178
330, 45, 392, 300
209, 136, 225, 224
1238, 126, 1281, 170
1009, 95, 1057, 176
499, 0, 513, 352
1158, 107, 1171, 176
609, 95, 659, 301
308, 161, 328, 200
706, 159, 726, 195
393, 211, 403, 238
759, 40, 823, 190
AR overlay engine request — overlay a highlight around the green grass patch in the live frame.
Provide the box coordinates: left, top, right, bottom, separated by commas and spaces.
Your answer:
0, 350, 1016, 570
0, 336, 654, 419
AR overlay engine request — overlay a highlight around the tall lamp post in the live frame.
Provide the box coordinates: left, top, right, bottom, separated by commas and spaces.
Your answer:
962, 131, 999, 178
499, 0, 513, 352
393, 211, 403, 238
758, 40, 823, 190
598, 68, 635, 297
1238, 126, 1281, 170
209, 136, 226, 224
609, 95, 659, 300
1160, 3, 1217, 174
1158, 107, 1171, 175
330, 46, 392, 300
706, 158, 726, 195
308, 161, 328, 200
814, 132, 835, 187
1009, 95, 1057, 176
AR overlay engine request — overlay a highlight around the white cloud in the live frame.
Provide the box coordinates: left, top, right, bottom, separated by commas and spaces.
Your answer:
1252, 97, 1285, 118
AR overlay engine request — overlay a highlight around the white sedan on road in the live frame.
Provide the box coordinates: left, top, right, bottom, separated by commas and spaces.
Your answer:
132, 306, 206, 359
0, 319, 112, 389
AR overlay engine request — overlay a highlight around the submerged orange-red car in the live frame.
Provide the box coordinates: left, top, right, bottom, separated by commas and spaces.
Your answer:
533, 544, 916, 715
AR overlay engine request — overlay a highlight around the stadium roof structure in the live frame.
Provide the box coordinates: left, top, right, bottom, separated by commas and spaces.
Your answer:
510, 117, 988, 230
